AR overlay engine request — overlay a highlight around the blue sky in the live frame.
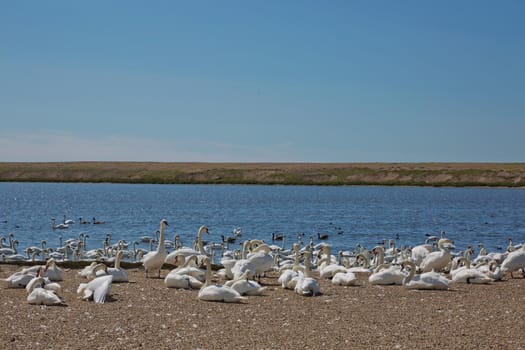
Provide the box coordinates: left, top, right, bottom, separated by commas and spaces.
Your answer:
1, 1, 524, 162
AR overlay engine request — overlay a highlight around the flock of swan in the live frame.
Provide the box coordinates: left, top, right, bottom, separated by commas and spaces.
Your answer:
1, 219, 525, 306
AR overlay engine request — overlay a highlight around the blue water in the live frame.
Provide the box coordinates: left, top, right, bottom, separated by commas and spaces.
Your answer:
1, 182, 524, 257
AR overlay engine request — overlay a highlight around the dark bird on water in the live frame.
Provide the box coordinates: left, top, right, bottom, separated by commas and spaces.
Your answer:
317, 232, 329, 240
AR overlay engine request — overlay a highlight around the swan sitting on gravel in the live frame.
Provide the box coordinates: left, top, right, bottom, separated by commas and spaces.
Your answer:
25, 268, 62, 295
77, 275, 113, 303
164, 255, 204, 289
368, 264, 407, 285
27, 277, 65, 306
419, 239, 455, 273
42, 257, 64, 281
198, 257, 245, 303
294, 251, 320, 296
401, 261, 449, 290
224, 270, 266, 296
2, 270, 38, 288
450, 258, 493, 284
97, 250, 128, 282
501, 245, 525, 278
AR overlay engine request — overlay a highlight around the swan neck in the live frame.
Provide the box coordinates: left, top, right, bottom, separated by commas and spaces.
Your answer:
158, 223, 166, 252
204, 259, 212, 287
115, 251, 122, 269
28, 277, 44, 293
403, 262, 415, 284
197, 227, 206, 255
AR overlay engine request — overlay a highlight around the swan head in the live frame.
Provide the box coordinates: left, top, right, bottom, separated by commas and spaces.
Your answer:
161, 219, 169, 226
198, 226, 209, 235
400, 261, 415, 271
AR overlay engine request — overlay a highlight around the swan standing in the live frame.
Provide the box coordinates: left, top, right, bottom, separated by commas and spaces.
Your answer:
142, 219, 169, 278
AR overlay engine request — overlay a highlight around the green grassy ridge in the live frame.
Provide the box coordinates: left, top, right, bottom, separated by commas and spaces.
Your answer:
0, 162, 524, 187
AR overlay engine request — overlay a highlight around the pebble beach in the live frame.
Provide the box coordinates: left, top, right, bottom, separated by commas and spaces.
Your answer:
1, 264, 524, 350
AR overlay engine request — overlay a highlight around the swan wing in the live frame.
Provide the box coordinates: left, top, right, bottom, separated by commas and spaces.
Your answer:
198, 285, 245, 303
186, 275, 204, 289
164, 273, 190, 289
28, 288, 64, 305
92, 275, 113, 303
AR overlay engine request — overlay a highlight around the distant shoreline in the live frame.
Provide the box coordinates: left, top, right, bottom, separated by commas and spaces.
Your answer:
1, 161, 524, 187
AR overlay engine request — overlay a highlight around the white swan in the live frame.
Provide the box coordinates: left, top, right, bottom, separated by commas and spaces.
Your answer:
165, 270, 204, 289
2, 270, 37, 288
476, 261, 503, 281
224, 270, 266, 296
419, 239, 455, 273
332, 270, 358, 286
278, 245, 304, 289
401, 261, 449, 290
26, 271, 62, 296
63, 215, 75, 225
368, 264, 406, 285
410, 237, 437, 266
501, 245, 525, 278
294, 251, 320, 296
97, 250, 128, 282
142, 219, 169, 278
317, 252, 348, 279
26, 277, 65, 306
451, 258, 493, 284
198, 257, 245, 303
167, 255, 205, 282
42, 257, 64, 281
346, 253, 373, 278
231, 240, 257, 280
165, 225, 209, 264
164, 255, 205, 289
51, 218, 69, 230
83, 263, 109, 280
77, 275, 113, 303
78, 262, 98, 278
246, 243, 275, 280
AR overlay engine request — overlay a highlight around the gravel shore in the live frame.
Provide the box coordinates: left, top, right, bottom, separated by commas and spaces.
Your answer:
1, 264, 524, 350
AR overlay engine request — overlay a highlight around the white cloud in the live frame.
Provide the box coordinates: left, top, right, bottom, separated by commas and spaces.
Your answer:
0, 131, 293, 162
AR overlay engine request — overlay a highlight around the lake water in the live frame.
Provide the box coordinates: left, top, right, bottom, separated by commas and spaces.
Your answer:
1, 182, 524, 259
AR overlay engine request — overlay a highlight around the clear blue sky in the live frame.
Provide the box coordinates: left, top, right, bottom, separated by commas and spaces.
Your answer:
1, 1, 524, 162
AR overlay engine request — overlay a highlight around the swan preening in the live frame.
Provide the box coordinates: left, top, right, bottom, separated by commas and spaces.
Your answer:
164, 255, 204, 289
78, 275, 113, 303
27, 276, 65, 306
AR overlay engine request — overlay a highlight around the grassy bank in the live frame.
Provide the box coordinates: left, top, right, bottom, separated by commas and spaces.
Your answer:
0, 161, 524, 187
